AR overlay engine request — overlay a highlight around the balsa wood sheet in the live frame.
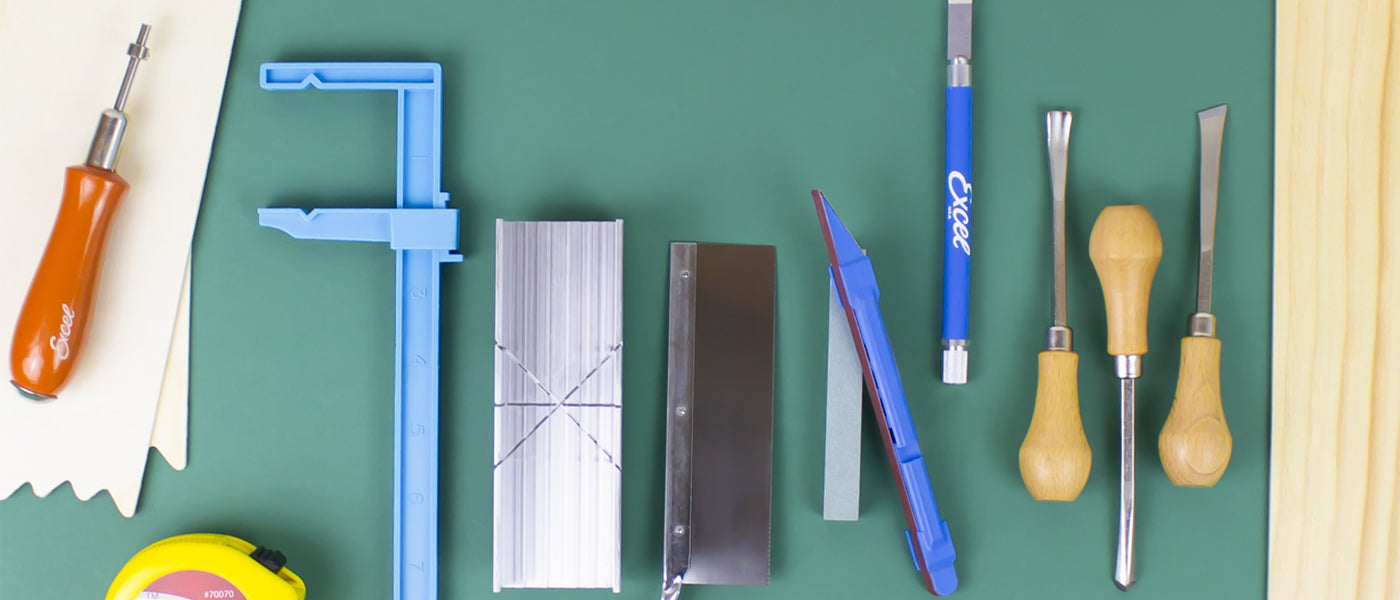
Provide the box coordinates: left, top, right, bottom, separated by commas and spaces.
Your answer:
0, 0, 239, 517
1270, 1, 1400, 598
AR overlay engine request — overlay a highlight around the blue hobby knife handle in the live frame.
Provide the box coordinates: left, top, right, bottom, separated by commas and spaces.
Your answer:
839, 261, 959, 594
942, 82, 972, 383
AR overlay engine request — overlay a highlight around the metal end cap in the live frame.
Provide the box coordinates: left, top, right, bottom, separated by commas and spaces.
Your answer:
942, 346, 968, 384
12, 381, 56, 402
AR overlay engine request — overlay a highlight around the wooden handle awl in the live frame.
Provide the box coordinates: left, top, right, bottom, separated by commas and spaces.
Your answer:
1160, 335, 1232, 486
1020, 350, 1091, 501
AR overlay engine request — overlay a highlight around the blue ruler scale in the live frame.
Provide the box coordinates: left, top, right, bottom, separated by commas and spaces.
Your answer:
942, 0, 973, 385
255, 63, 461, 600
814, 190, 958, 596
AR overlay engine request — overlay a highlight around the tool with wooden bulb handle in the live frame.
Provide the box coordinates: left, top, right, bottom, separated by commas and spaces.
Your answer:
1159, 105, 1232, 487
1089, 204, 1161, 591
9, 25, 150, 400
1020, 110, 1091, 502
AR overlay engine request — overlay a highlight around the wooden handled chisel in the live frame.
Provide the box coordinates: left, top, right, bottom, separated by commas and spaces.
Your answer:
1090, 204, 1162, 591
1020, 111, 1091, 501
1160, 105, 1232, 486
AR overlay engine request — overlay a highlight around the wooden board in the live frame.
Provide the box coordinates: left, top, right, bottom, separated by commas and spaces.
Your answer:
1271, 1, 1400, 598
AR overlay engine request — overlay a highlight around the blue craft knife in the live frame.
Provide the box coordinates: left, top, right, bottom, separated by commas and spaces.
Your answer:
942, 0, 973, 384
813, 190, 958, 596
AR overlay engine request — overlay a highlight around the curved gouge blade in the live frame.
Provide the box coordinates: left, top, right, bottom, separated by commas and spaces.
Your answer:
1046, 110, 1072, 328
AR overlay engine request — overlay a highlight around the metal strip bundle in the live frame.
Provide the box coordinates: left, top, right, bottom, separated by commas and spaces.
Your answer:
493, 220, 624, 592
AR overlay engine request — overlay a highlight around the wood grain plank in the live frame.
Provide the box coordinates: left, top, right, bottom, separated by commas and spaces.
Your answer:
1271, 2, 1400, 598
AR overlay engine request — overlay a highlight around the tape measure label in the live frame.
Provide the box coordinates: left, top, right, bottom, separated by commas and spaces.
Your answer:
140, 570, 246, 600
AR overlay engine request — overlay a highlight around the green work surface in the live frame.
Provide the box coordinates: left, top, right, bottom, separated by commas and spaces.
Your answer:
1, 0, 1274, 598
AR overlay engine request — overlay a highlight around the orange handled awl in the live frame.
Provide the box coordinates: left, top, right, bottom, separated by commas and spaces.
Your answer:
10, 24, 151, 400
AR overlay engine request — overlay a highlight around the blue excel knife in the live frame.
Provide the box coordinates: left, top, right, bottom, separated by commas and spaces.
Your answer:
814, 190, 958, 596
942, 0, 973, 384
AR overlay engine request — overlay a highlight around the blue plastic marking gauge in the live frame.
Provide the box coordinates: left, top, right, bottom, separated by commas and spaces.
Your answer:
255, 63, 461, 600
813, 190, 958, 595
942, 0, 973, 385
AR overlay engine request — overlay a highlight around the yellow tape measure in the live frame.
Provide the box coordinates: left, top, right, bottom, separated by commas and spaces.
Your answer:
106, 534, 306, 600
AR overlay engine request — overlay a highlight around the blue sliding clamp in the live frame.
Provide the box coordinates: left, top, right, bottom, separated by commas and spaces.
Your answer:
256, 63, 461, 600
813, 190, 958, 596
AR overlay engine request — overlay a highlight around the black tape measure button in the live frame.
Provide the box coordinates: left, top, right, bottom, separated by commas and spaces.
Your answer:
249, 546, 288, 574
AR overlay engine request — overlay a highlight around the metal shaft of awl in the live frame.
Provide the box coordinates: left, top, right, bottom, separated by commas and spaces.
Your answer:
1046, 111, 1071, 333
86, 24, 151, 171
1115, 377, 1136, 590
1195, 105, 1226, 316
114, 24, 152, 113
1114, 355, 1141, 591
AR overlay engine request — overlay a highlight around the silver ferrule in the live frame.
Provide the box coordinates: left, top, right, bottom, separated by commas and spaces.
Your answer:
85, 109, 128, 170
1188, 312, 1217, 337
1114, 354, 1142, 379
1045, 325, 1072, 352
947, 57, 971, 87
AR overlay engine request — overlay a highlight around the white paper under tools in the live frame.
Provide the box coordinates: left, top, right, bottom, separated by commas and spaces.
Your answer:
0, 1, 239, 516
150, 261, 191, 472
